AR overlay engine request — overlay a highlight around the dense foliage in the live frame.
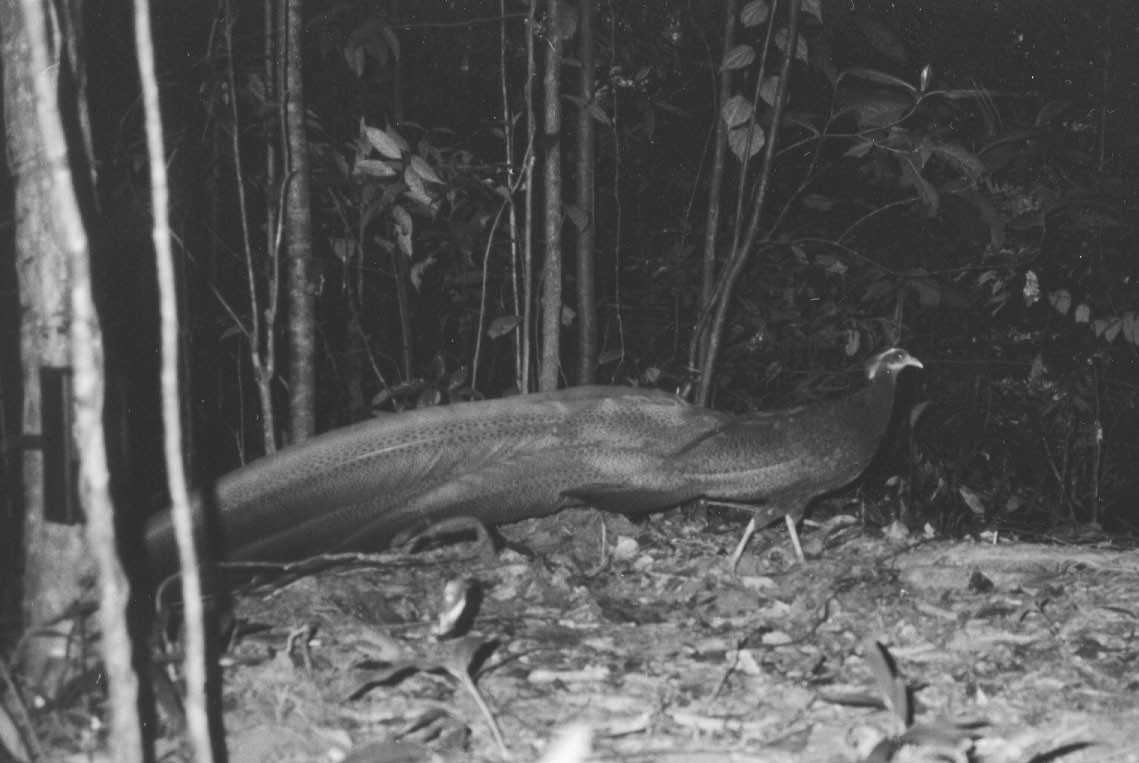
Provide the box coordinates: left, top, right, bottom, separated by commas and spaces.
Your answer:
68, 0, 1139, 533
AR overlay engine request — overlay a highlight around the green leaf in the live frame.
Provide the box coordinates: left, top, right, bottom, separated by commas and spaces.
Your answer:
910, 277, 942, 306
854, 93, 912, 129
815, 254, 848, 275
1104, 317, 1123, 343
564, 204, 589, 231
839, 68, 918, 94
721, 94, 753, 129
775, 29, 808, 63
740, 1, 769, 27
587, 102, 611, 126
402, 165, 436, 208
929, 143, 986, 181
958, 486, 986, 516
364, 123, 405, 159
899, 159, 940, 217
346, 45, 365, 77
381, 26, 400, 60
330, 238, 355, 262
410, 155, 442, 184
728, 124, 765, 162
597, 349, 624, 365
721, 44, 755, 71
487, 315, 522, 339
1124, 312, 1139, 345
759, 76, 780, 106
354, 158, 398, 178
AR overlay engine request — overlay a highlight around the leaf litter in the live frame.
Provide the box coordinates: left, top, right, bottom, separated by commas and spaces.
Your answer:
154, 508, 1139, 761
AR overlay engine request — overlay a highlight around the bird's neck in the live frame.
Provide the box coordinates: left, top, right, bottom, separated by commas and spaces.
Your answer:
848, 373, 899, 445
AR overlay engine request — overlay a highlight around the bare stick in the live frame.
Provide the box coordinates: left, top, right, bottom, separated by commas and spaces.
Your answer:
135, 0, 216, 758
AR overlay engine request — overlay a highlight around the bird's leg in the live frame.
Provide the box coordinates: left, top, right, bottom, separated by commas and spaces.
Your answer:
729, 516, 758, 573
699, 499, 805, 572
783, 513, 805, 563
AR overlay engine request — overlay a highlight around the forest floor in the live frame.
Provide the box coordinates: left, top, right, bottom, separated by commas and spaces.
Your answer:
148, 509, 1139, 762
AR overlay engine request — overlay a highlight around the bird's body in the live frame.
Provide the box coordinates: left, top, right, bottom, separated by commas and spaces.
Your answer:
144, 348, 921, 580
145, 386, 724, 578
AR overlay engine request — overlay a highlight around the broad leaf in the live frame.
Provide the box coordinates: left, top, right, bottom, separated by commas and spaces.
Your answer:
410, 154, 442, 184
929, 143, 986, 181
728, 124, 765, 162
487, 315, 522, 339
721, 95, 753, 129
364, 122, 404, 159
740, 1, 769, 27
775, 29, 808, 63
839, 67, 918, 94
759, 76, 780, 106
1048, 288, 1070, 315
721, 44, 755, 71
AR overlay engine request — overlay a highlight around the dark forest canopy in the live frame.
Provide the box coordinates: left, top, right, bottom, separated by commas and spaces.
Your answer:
3, 0, 1138, 540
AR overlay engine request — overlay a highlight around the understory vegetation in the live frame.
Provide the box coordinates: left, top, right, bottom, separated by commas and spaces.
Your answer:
88, 0, 1139, 535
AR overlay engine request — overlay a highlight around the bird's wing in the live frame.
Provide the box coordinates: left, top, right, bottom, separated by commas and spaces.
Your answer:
562, 480, 699, 514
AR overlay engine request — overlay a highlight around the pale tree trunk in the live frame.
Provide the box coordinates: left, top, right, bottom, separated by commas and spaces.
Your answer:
4, 0, 143, 754
539, 0, 565, 392
2, 0, 92, 697
574, 0, 597, 385
282, 0, 316, 440
134, 0, 217, 756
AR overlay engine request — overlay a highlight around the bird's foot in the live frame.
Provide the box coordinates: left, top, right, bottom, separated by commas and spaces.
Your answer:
728, 513, 805, 575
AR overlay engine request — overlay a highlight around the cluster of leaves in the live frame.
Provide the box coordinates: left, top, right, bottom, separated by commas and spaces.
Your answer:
177, 0, 1138, 531
315, 118, 516, 414
624, 0, 1139, 531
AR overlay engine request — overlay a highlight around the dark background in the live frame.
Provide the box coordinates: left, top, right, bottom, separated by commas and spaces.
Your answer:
2, 0, 1138, 613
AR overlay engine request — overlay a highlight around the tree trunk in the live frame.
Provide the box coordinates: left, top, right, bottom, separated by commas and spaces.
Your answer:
283, 0, 316, 440
539, 0, 565, 392
696, 0, 802, 406
574, 0, 597, 385
2, 0, 93, 698
519, 0, 539, 393
5, 0, 145, 754
226, 0, 279, 456
695, 0, 737, 375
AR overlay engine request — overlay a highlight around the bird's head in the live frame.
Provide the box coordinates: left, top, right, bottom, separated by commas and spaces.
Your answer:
865, 348, 923, 381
